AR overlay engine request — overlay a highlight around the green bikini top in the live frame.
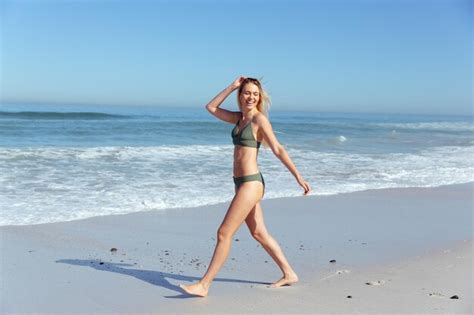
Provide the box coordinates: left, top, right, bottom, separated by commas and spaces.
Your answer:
231, 118, 261, 149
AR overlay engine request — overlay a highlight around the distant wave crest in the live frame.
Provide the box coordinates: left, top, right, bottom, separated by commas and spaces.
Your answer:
0, 111, 130, 120
371, 122, 474, 132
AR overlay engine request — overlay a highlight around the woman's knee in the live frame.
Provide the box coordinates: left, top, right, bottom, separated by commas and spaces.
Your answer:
251, 229, 269, 243
217, 225, 233, 242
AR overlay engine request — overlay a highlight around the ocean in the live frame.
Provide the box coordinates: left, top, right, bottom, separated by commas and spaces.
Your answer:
1, 103, 472, 226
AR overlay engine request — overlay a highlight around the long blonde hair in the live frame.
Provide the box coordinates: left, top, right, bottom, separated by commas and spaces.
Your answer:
237, 77, 272, 148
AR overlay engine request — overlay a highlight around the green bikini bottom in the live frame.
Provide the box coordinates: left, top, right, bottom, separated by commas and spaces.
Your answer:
233, 172, 265, 196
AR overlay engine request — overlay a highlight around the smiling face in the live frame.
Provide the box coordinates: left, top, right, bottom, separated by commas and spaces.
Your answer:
238, 83, 261, 112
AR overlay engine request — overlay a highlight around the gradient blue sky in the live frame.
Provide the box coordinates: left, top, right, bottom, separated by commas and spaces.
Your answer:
1, 0, 472, 115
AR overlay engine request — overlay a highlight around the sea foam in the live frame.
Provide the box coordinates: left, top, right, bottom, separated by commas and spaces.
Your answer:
1, 144, 472, 226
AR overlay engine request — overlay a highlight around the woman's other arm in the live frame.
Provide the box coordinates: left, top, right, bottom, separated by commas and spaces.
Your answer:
257, 114, 312, 195
205, 77, 244, 124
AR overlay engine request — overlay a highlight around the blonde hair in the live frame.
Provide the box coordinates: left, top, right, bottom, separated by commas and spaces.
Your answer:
237, 77, 272, 148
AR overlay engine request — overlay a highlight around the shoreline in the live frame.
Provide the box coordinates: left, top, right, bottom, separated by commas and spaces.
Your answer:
3, 181, 473, 228
1, 182, 472, 313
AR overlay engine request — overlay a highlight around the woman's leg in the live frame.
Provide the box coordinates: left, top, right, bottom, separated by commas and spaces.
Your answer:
245, 202, 299, 287
180, 181, 263, 296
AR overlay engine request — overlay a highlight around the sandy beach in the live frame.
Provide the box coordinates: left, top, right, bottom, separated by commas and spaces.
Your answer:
1, 183, 472, 314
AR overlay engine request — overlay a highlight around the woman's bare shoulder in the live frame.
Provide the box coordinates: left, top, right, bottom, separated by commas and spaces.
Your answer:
254, 112, 270, 126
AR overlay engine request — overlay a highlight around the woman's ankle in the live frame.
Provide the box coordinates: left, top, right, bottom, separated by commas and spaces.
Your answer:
199, 280, 211, 289
283, 269, 298, 278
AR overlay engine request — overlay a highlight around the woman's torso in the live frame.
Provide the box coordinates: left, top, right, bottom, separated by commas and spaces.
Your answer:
232, 114, 262, 177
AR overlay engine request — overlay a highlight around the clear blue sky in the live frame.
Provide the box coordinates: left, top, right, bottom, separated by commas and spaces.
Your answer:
1, 0, 472, 115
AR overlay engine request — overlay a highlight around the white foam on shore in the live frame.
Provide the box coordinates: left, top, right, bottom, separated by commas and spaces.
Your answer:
1, 145, 473, 226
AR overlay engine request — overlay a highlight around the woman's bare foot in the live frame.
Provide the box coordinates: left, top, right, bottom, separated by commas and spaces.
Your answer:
270, 272, 299, 288
179, 282, 209, 297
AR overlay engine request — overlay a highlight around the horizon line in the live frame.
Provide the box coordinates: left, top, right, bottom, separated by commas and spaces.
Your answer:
1, 101, 472, 118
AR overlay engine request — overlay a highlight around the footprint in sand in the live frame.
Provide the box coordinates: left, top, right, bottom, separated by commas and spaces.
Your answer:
365, 280, 386, 286
320, 269, 351, 281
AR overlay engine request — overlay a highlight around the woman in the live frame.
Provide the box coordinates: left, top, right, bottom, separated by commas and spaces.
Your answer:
180, 76, 311, 297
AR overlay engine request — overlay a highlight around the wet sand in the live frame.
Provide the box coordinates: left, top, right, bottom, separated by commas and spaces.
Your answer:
1, 183, 472, 314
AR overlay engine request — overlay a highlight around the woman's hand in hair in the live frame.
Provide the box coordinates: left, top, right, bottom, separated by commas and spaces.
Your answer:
230, 76, 246, 90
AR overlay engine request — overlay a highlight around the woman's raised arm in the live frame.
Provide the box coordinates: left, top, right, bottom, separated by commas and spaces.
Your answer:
205, 77, 245, 124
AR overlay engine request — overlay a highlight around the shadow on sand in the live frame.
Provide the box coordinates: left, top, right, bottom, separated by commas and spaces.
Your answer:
56, 258, 270, 298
